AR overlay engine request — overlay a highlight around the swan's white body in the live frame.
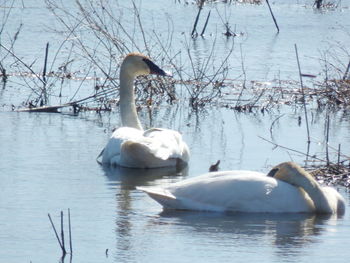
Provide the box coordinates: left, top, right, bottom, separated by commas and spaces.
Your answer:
100, 53, 189, 168
138, 162, 346, 214
138, 171, 314, 213
102, 127, 189, 168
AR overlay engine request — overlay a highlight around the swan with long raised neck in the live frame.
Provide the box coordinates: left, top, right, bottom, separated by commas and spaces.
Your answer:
99, 53, 189, 168
138, 162, 345, 214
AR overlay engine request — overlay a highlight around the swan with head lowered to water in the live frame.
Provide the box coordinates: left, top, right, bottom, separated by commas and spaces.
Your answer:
99, 53, 189, 168
137, 162, 345, 214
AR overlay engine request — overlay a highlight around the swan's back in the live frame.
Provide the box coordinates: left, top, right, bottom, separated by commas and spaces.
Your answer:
138, 171, 315, 213
102, 127, 189, 168
102, 127, 143, 165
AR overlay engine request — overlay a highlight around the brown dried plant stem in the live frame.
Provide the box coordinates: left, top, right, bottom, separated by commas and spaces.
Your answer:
343, 59, 350, 80
326, 114, 330, 166
132, 1, 149, 54
235, 44, 246, 107
294, 44, 311, 145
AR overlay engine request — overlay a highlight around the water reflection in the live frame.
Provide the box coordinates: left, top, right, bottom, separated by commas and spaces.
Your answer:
101, 164, 188, 190
101, 164, 188, 262
156, 211, 341, 259
59, 254, 72, 263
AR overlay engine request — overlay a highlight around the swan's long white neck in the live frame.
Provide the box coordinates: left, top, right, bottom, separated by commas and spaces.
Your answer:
297, 174, 334, 214
272, 163, 337, 214
119, 67, 143, 130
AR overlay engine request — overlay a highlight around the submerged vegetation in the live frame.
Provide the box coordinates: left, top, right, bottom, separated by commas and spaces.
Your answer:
0, 0, 349, 185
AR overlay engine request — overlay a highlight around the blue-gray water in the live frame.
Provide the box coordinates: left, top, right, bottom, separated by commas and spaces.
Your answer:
1, 108, 350, 263
1, 1, 350, 263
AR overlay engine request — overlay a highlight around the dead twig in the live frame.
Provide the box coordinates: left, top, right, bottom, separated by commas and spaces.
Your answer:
48, 210, 73, 257
200, 10, 211, 37
48, 213, 66, 255
325, 114, 330, 166
294, 44, 311, 145
191, 0, 205, 38
259, 136, 326, 163
0, 43, 46, 86
269, 114, 285, 139
68, 209, 73, 255
266, 0, 279, 33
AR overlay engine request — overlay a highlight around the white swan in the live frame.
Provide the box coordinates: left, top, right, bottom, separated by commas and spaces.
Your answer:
138, 162, 345, 214
100, 53, 189, 168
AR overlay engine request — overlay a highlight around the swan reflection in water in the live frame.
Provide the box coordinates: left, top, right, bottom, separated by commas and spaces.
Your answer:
100, 163, 188, 260
101, 164, 188, 190
100, 163, 344, 261
153, 210, 343, 260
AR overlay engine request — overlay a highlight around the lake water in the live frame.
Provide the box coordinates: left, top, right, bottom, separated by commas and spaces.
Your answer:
1, 1, 350, 263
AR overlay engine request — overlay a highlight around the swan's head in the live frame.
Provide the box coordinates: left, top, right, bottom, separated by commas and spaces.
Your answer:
268, 162, 346, 215
267, 162, 312, 187
121, 53, 170, 77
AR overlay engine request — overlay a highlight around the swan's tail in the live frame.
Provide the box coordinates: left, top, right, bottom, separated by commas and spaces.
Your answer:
137, 186, 181, 209
96, 148, 104, 165
137, 186, 176, 199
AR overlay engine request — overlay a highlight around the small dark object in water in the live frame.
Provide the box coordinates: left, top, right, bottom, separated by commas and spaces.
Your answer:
315, 0, 323, 9
209, 160, 220, 172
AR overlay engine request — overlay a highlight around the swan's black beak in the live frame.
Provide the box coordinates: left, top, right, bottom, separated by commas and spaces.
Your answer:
143, 58, 172, 77
267, 168, 279, 177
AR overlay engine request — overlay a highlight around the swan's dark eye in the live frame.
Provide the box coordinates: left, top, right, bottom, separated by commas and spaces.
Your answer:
143, 58, 167, 76
267, 168, 279, 177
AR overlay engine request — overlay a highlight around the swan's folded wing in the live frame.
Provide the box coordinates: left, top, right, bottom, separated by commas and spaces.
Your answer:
102, 127, 188, 168
138, 173, 315, 213
142, 128, 189, 161
101, 127, 144, 165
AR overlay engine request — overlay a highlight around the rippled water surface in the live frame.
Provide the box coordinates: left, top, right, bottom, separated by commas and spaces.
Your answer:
1, 1, 350, 263
1, 109, 350, 263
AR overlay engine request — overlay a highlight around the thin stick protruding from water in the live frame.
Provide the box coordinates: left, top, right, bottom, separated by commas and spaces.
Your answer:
266, 0, 279, 33
294, 44, 311, 145
191, 0, 205, 38
60, 211, 66, 255
43, 42, 49, 84
68, 208, 73, 255
326, 114, 330, 166
48, 213, 65, 253
259, 136, 325, 162
343, 59, 350, 80
42, 42, 49, 105
337, 144, 341, 171
315, 0, 323, 9
48, 211, 74, 256
200, 10, 211, 37
0, 43, 45, 85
